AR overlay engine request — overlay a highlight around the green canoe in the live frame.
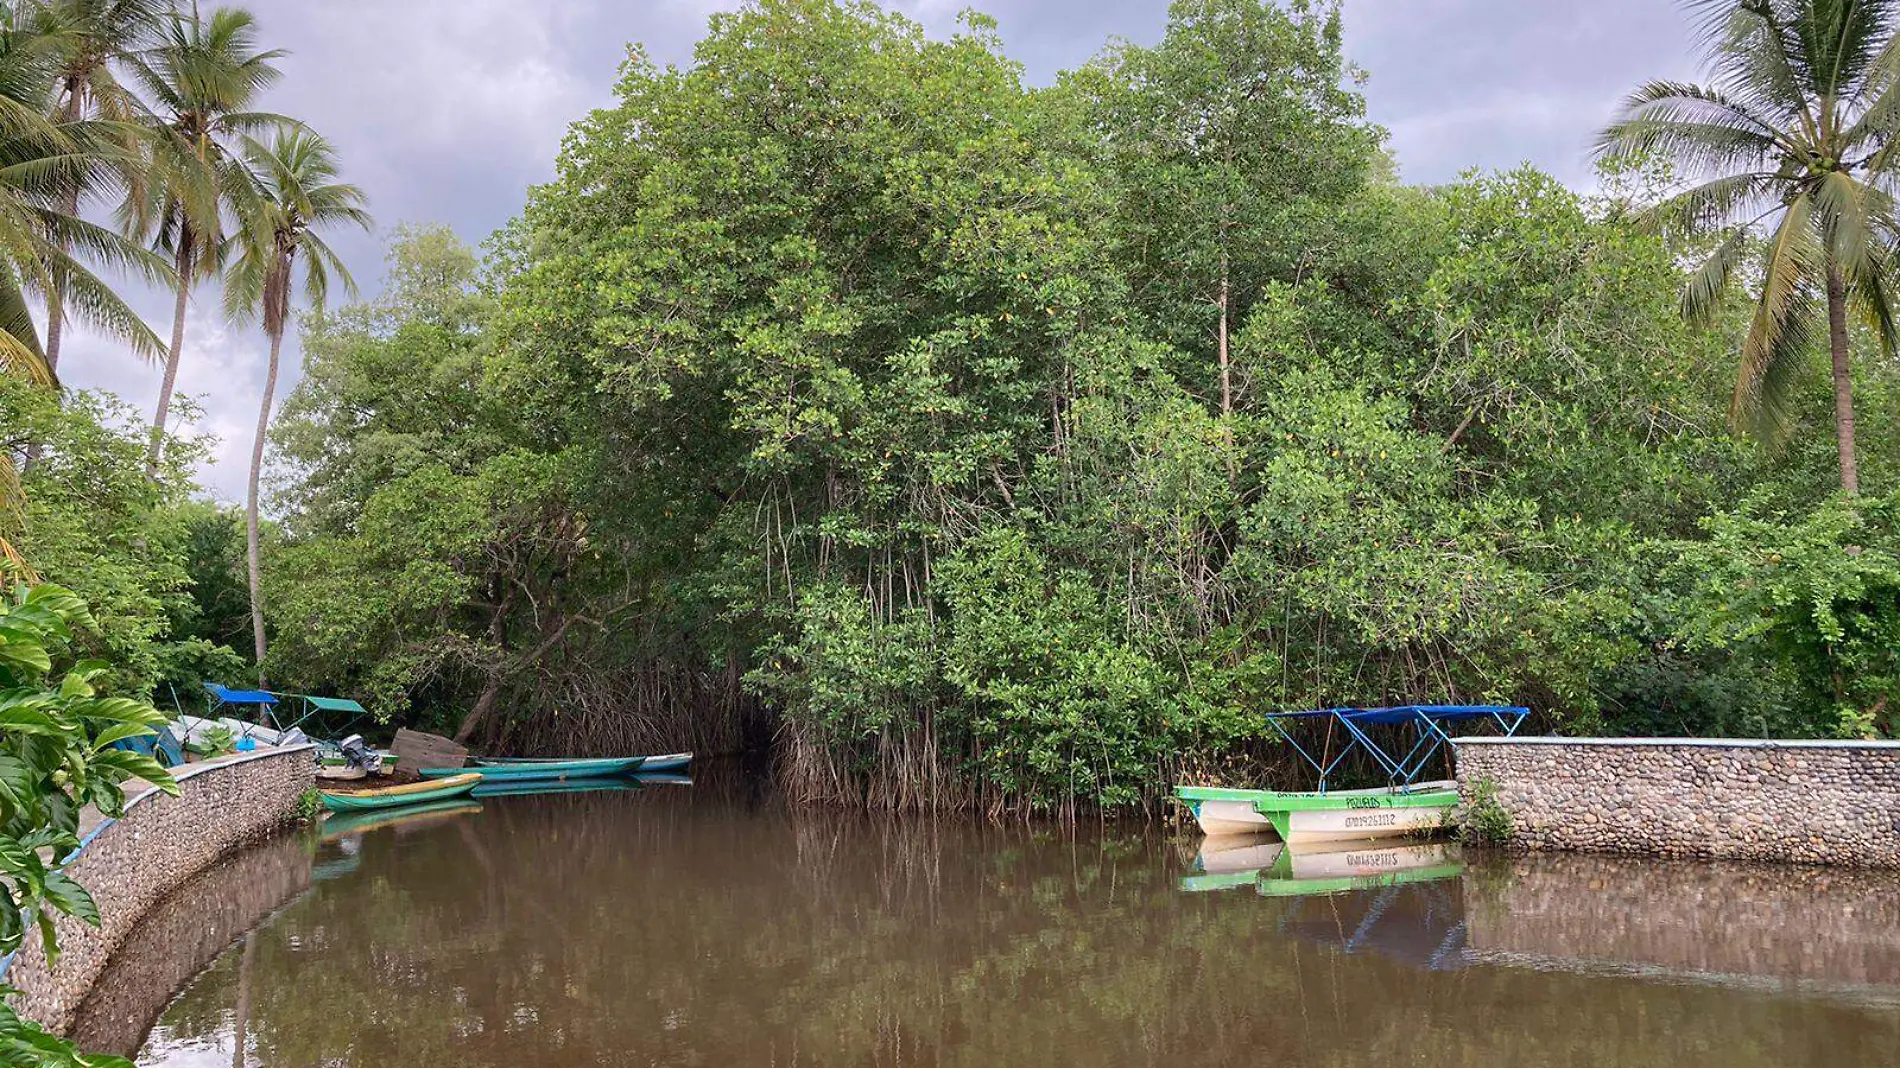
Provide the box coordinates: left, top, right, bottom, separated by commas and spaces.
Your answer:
320, 772, 481, 813
422, 757, 643, 782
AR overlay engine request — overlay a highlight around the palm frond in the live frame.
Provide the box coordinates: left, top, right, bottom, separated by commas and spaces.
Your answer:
1733, 193, 1825, 438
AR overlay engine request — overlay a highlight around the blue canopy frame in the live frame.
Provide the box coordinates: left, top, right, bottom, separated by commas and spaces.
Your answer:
1261, 705, 1529, 792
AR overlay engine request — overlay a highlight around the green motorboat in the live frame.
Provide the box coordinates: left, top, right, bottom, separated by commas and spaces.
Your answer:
423, 757, 643, 783
320, 772, 481, 813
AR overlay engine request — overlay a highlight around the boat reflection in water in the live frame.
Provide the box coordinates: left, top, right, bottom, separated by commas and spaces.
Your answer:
1183, 836, 1472, 970
1182, 835, 1900, 1007
1183, 835, 1463, 895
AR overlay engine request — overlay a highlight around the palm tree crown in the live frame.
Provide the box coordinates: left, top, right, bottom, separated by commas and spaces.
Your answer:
124, 3, 289, 470
227, 125, 368, 683
1598, 0, 1900, 494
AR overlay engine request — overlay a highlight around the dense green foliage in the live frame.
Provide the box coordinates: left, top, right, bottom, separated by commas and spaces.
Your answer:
4, 0, 1894, 822
243, 0, 1900, 815
0, 583, 175, 1068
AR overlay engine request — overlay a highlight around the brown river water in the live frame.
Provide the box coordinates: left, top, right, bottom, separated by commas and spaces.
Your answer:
72, 768, 1900, 1067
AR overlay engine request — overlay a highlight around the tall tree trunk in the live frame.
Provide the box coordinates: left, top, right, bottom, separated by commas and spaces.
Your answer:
146, 238, 195, 474
1826, 264, 1859, 496
1217, 264, 1232, 418
246, 327, 283, 686
454, 593, 513, 745
42, 186, 77, 376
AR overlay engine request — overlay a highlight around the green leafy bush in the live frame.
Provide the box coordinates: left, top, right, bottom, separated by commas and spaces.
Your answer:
0, 584, 178, 1067
1459, 777, 1513, 846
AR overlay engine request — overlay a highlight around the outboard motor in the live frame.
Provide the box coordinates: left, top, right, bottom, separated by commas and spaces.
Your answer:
337, 734, 385, 775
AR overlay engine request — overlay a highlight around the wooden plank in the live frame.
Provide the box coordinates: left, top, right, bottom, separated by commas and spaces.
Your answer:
391, 728, 468, 772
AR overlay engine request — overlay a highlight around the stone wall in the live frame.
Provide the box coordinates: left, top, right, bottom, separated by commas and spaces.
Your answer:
0, 745, 315, 1032
1454, 737, 1900, 868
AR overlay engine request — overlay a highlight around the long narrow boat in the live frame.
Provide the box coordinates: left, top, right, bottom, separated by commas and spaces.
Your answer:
469, 778, 640, 799
475, 751, 692, 773
420, 757, 643, 783
321, 772, 481, 813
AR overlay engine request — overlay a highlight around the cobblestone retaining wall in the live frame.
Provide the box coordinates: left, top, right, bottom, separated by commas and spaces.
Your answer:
1454, 737, 1900, 868
1, 745, 314, 1032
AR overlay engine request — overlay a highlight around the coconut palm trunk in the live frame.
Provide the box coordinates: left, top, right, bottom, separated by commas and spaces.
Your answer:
147, 233, 194, 473
245, 322, 282, 686
1825, 263, 1859, 496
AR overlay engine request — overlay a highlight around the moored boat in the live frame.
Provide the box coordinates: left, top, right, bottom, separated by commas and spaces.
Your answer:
1177, 781, 1460, 844
421, 757, 643, 783
1174, 704, 1528, 845
475, 751, 693, 773
321, 772, 481, 813
470, 778, 640, 799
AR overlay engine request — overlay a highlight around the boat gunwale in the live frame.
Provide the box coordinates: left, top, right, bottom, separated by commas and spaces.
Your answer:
1175, 782, 1460, 811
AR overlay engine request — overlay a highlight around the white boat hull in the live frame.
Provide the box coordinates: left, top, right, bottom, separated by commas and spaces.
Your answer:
1283, 805, 1449, 845
1192, 799, 1276, 837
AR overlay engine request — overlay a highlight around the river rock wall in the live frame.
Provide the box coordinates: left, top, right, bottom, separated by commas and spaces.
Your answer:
1, 745, 315, 1033
1453, 737, 1900, 868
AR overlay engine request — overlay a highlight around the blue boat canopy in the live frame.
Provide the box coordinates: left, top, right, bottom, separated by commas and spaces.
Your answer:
204, 683, 278, 706
1260, 704, 1529, 792
1264, 705, 1529, 728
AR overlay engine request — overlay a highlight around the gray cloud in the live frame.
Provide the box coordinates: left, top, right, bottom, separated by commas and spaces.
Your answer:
53, 0, 1707, 501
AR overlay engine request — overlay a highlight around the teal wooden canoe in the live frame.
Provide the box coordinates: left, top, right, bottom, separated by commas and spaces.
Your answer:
474, 751, 691, 773
320, 772, 481, 813
470, 778, 639, 799
421, 757, 643, 782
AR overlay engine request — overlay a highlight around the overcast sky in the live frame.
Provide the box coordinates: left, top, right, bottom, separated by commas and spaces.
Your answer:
55, 0, 1704, 501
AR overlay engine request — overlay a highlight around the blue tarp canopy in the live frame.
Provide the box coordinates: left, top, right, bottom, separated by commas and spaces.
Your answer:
1260, 704, 1529, 791
204, 683, 278, 706
1264, 705, 1529, 728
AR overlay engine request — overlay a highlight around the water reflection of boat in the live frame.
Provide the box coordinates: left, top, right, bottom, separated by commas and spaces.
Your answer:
1276, 876, 1470, 971
1181, 838, 1463, 897
1257, 841, 1463, 897
1180, 834, 1285, 892
469, 778, 641, 799
632, 771, 693, 786
320, 799, 484, 840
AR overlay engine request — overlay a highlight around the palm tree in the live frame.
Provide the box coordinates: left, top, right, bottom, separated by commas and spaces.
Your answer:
0, 9, 168, 564
30, 0, 165, 376
224, 127, 367, 682
1598, 0, 1900, 496
124, 3, 287, 472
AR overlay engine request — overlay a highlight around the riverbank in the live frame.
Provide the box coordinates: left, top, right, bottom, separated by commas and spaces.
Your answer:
1453, 737, 1900, 868
0, 745, 315, 1032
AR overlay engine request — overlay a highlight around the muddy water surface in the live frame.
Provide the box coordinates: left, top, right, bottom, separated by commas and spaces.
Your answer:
95, 771, 1900, 1067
